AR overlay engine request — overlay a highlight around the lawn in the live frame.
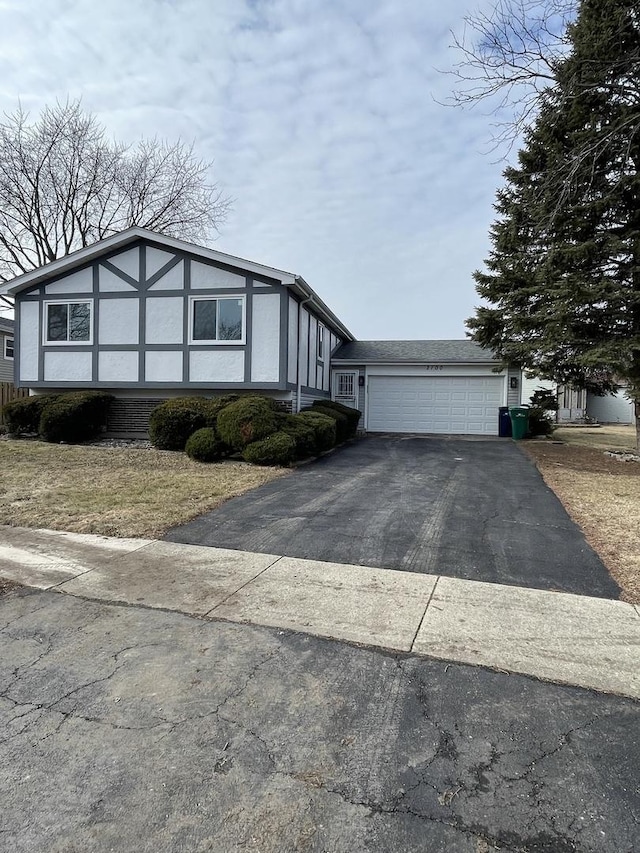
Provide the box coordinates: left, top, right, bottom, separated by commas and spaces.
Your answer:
0, 439, 287, 539
523, 425, 640, 604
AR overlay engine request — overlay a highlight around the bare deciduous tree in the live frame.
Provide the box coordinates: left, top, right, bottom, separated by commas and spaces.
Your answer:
0, 100, 230, 307
443, 0, 577, 151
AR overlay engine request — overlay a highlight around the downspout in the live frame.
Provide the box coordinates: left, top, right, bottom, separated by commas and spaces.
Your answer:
296, 293, 314, 413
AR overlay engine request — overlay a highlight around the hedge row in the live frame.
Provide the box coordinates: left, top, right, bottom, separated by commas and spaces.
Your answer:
149, 394, 360, 467
2, 392, 113, 443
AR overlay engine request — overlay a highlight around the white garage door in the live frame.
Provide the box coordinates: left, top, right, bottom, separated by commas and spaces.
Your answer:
367, 376, 504, 435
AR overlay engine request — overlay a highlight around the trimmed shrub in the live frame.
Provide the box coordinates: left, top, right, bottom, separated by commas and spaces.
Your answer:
242, 431, 296, 466
217, 395, 279, 450
311, 399, 361, 438
38, 391, 113, 444
2, 394, 59, 434
308, 405, 350, 443
149, 397, 213, 451
185, 427, 228, 463
277, 413, 318, 459
206, 394, 241, 426
296, 410, 337, 451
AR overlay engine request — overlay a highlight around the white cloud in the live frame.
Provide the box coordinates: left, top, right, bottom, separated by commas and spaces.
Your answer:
0, 0, 506, 338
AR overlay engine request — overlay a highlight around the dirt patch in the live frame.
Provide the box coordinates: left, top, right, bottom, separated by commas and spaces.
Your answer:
0, 577, 22, 596
523, 441, 640, 604
0, 439, 288, 539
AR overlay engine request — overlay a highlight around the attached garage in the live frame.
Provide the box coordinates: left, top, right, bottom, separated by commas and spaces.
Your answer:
367, 375, 504, 435
331, 340, 521, 437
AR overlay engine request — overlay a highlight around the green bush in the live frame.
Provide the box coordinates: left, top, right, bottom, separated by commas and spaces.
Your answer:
149, 397, 213, 451
296, 410, 337, 451
242, 431, 296, 466
311, 399, 360, 438
206, 394, 240, 425
277, 413, 318, 459
308, 405, 350, 443
185, 427, 228, 463
527, 407, 555, 437
38, 392, 113, 444
2, 394, 59, 434
217, 395, 279, 450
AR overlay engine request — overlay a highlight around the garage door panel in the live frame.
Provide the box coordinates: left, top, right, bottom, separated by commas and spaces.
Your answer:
367, 376, 503, 435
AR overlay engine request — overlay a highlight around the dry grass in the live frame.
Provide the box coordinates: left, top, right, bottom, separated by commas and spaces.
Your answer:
553, 424, 637, 451
524, 426, 640, 604
0, 439, 288, 538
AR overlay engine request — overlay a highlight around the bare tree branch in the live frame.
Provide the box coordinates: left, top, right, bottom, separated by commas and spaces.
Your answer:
440, 0, 577, 153
0, 99, 231, 287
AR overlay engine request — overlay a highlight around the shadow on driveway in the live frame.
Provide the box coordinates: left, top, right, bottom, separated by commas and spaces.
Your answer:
165, 436, 620, 599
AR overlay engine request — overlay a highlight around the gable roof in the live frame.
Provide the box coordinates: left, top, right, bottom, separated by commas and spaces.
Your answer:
332, 339, 500, 363
0, 315, 14, 333
0, 227, 355, 341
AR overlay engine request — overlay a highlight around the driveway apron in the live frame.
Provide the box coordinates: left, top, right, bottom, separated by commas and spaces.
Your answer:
165, 436, 620, 598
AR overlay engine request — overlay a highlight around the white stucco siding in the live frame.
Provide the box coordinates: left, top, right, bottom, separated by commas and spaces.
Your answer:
45, 268, 93, 294
189, 350, 245, 382
145, 351, 184, 382
44, 351, 92, 382
19, 302, 39, 382
148, 261, 184, 290
108, 247, 140, 279
146, 246, 176, 277
99, 266, 137, 292
98, 351, 139, 382
145, 297, 184, 344
191, 261, 245, 289
287, 296, 298, 384
251, 292, 280, 382
99, 299, 139, 345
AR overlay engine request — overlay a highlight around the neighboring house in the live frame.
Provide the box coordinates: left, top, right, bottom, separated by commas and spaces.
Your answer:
586, 388, 634, 424
521, 374, 634, 424
0, 316, 14, 383
0, 228, 520, 437
521, 375, 586, 422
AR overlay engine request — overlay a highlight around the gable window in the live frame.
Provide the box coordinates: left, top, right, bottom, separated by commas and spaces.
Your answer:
44, 300, 92, 344
190, 296, 244, 343
317, 324, 325, 360
4, 336, 13, 360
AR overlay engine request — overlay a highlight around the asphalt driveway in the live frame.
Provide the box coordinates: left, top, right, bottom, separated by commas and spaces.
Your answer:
166, 436, 620, 599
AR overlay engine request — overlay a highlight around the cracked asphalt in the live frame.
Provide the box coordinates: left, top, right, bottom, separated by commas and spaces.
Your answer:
165, 436, 620, 598
1, 586, 638, 853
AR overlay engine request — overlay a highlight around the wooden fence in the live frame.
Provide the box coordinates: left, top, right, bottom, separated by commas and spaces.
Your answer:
0, 382, 28, 422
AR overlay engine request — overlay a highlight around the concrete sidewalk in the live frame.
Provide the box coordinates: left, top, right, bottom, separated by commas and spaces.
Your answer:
1, 524, 639, 700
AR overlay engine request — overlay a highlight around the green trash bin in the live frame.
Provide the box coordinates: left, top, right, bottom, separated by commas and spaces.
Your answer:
509, 406, 529, 440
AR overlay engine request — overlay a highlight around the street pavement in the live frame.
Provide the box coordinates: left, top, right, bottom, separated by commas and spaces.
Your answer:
1, 525, 639, 852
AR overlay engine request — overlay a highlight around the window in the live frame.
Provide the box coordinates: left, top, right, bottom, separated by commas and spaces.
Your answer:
317, 324, 325, 360
336, 372, 355, 398
190, 296, 244, 343
44, 300, 92, 344
3, 336, 13, 360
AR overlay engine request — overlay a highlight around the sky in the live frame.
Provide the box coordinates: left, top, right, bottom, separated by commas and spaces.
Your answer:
0, 0, 509, 340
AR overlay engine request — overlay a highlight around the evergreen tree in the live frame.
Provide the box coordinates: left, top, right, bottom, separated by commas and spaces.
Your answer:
467, 0, 640, 447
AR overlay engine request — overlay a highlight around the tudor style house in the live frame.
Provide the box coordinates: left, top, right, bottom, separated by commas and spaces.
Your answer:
0, 228, 522, 437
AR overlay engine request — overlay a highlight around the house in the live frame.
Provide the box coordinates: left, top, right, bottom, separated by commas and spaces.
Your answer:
0, 316, 14, 383
521, 374, 634, 424
0, 228, 520, 437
